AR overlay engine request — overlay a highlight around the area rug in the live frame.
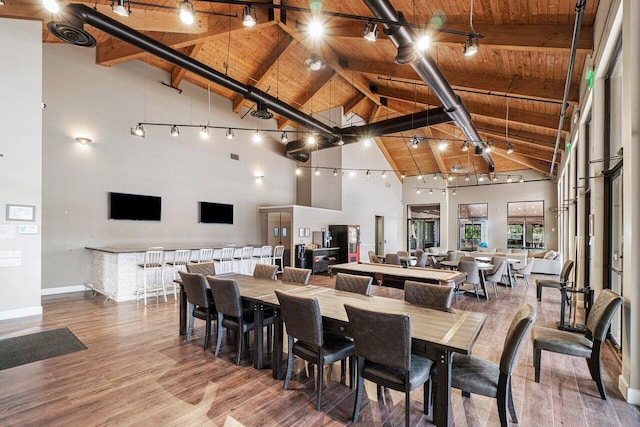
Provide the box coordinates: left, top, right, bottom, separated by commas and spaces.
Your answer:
0, 327, 87, 371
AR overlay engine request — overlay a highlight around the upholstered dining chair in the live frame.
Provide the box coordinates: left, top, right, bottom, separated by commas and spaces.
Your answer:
414, 253, 428, 268
452, 304, 536, 427
334, 273, 372, 296
484, 257, 507, 298
460, 256, 476, 263
178, 271, 216, 350
414, 249, 424, 261
253, 263, 279, 280
186, 261, 215, 276
281, 266, 311, 285
531, 289, 623, 399
514, 257, 534, 288
456, 260, 482, 301
367, 250, 382, 264
385, 253, 401, 266
345, 304, 433, 427
397, 250, 409, 257
536, 259, 574, 301
404, 280, 454, 312
206, 277, 273, 365
275, 290, 356, 410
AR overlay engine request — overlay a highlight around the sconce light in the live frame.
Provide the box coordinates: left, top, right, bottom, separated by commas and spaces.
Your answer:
75, 137, 92, 145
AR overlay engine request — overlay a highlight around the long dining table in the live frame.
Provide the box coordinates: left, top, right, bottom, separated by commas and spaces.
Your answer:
329, 262, 467, 289
178, 274, 487, 427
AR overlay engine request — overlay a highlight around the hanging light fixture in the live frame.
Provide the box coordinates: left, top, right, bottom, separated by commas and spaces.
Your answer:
253, 130, 262, 143
519, 176, 525, 183
178, 0, 195, 25
401, 171, 406, 179
442, 189, 446, 195
448, 175, 454, 181
315, 168, 320, 176
226, 128, 234, 139
478, 175, 485, 182
336, 136, 345, 146
381, 170, 387, 178
42, 0, 60, 13
241, 5, 257, 27
366, 170, 371, 177
363, 21, 378, 42
433, 173, 438, 180
304, 53, 327, 71
417, 173, 423, 181
411, 135, 420, 149
170, 125, 180, 136
429, 188, 433, 195
492, 174, 498, 182
507, 175, 513, 182
465, 174, 470, 181
461, 141, 468, 152
416, 188, 421, 194
452, 189, 457, 195
132, 124, 145, 137
111, 0, 131, 17
280, 131, 288, 143
199, 126, 209, 140
506, 143, 514, 154
463, 37, 479, 56
333, 169, 338, 176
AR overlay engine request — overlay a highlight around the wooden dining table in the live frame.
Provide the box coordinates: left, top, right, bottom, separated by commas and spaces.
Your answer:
329, 262, 466, 289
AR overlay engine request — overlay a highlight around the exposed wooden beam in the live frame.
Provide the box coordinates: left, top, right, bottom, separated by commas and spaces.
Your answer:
96, 9, 273, 66
344, 59, 578, 104
171, 43, 204, 88
278, 69, 336, 129
491, 147, 551, 175
470, 123, 558, 150
332, 23, 593, 54
232, 34, 295, 113
420, 129, 448, 176
343, 93, 366, 116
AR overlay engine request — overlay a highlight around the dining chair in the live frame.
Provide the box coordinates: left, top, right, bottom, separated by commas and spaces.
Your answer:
166, 249, 190, 300
452, 304, 536, 427
219, 247, 235, 274
414, 249, 424, 261
196, 248, 214, 263
414, 253, 428, 268
345, 304, 433, 427
335, 273, 372, 296
456, 260, 481, 301
239, 246, 254, 275
136, 248, 166, 305
397, 250, 409, 257
206, 277, 273, 365
384, 253, 401, 266
531, 289, 623, 399
260, 245, 273, 264
536, 259, 574, 301
272, 245, 285, 272
178, 271, 216, 350
484, 258, 507, 298
404, 280, 454, 312
186, 261, 215, 276
275, 290, 356, 410
514, 257, 534, 288
253, 263, 279, 280
281, 266, 311, 285
460, 256, 476, 262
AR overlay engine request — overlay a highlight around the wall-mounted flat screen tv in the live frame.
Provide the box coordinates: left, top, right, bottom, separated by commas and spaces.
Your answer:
199, 202, 233, 224
109, 192, 161, 221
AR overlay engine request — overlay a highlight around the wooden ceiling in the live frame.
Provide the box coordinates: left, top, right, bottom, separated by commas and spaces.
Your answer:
2, 0, 598, 179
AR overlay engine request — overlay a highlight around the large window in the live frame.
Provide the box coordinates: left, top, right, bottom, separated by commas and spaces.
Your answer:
507, 201, 544, 249
408, 204, 440, 251
458, 203, 488, 250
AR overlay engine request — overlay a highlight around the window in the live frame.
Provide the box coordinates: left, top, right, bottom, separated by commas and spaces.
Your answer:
458, 203, 488, 250
407, 204, 440, 251
507, 201, 544, 249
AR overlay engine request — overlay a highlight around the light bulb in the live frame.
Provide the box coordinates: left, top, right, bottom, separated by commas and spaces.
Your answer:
178, 1, 195, 25
315, 168, 320, 176
280, 131, 288, 143
307, 17, 324, 38
333, 169, 338, 176
253, 130, 262, 143
507, 175, 513, 182
296, 167, 302, 176
42, 0, 60, 13
199, 126, 209, 140
416, 34, 431, 51
381, 171, 387, 178
226, 128, 234, 139
438, 141, 448, 151
307, 135, 316, 145
170, 125, 180, 136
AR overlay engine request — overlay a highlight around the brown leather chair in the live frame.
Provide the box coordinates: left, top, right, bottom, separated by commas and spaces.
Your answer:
452, 304, 536, 426
536, 259, 573, 301
186, 261, 215, 276
253, 263, 278, 280
334, 273, 372, 296
275, 290, 355, 410
345, 304, 433, 426
532, 289, 623, 399
281, 266, 311, 285
404, 280, 454, 312
178, 271, 216, 350
384, 253, 401, 265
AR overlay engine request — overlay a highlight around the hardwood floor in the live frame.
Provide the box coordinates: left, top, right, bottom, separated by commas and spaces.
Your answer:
1, 274, 638, 426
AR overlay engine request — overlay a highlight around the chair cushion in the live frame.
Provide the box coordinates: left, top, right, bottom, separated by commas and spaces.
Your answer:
536, 278, 561, 288
222, 311, 258, 333
451, 353, 500, 398
531, 326, 593, 358
362, 354, 432, 392
293, 332, 355, 365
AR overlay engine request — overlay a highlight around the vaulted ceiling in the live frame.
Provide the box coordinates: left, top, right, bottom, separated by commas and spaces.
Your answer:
2, 0, 598, 180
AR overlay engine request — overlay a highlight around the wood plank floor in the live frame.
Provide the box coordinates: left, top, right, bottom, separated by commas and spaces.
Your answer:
1, 273, 639, 426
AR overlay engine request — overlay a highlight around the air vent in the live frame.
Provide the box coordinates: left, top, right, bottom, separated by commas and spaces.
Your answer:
250, 102, 273, 120
47, 17, 96, 47
230, 153, 239, 161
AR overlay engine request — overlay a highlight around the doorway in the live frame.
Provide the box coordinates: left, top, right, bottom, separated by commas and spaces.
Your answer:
375, 216, 384, 256
605, 166, 623, 346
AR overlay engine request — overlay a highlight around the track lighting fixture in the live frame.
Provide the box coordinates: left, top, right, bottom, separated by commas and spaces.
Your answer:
442, 189, 446, 195
170, 125, 179, 136
241, 5, 257, 27
226, 128, 234, 139
484, 142, 492, 153
252, 130, 262, 143
465, 174, 470, 181
416, 188, 421, 194
315, 168, 320, 176
43, 0, 60, 13
111, 0, 131, 17
492, 174, 498, 182
349, 170, 355, 177
411, 135, 420, 149
478, 175, 484, 182
448, 175, 453, 181
463, 36, 479, 57
506, 143, 514, 154
401, 171, 406, 179
0, 0, 5, 5
178, 0, 195, 25
307, 134, 316, 145
429, 189, 433, 195
417, 174, 423, 181
304, 53, 327, 71
366, 170, 371, 177
296, 166, 302, 176
333, 169, 338, 176
363, 21, 378, 42
132, 124, 145, 137
336, 136, 345, 146
381, 170, 387, 178
280, 131, 288, 143
461, 141, 468, 152
474, 145, 483, 156
433, 173, 438, 180
452, 189, 457, 195
199, 126, 209, 140
519, 176, 525, 183
507, 175, 513, 183
395, 44, 418, 65
438, 141, 448, 151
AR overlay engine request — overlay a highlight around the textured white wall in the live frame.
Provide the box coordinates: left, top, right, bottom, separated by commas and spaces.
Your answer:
0, 19, 43, 318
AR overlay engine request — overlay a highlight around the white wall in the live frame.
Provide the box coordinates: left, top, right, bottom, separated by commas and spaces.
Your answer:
0, 19, 43, 319
402, 170, 558, 251
42, 44, 296, 289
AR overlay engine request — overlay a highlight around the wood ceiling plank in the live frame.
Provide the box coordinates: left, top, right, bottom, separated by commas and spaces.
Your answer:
421, 129, 449, 176
171, 43, 204, 88
343, 93, 367, 116
279, 70, 336, 129
490, 147, 550, 175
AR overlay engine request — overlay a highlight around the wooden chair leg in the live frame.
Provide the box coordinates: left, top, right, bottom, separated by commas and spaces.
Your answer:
537, 283, 542, 300
349, 356, 356, 389
534, 347, 542, 383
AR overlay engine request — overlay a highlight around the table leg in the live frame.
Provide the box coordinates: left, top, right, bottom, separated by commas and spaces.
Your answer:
179, 284, 187, 336
272, 308, 284, 379
434, 349, 453, 427
507, 264, 515, 287
479, 271, 489, 300
253, 302, 264, 369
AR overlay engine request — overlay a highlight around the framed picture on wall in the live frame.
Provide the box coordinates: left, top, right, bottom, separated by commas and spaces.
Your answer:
6, 204, 35, 221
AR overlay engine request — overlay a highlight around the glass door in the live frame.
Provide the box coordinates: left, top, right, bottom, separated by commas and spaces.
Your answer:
608, 169, 623, 345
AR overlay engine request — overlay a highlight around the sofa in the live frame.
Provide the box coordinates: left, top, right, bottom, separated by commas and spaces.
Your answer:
446, 247, 561, 275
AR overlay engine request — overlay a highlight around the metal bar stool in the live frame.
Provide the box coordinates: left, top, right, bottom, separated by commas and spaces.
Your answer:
136, 248, 166, 305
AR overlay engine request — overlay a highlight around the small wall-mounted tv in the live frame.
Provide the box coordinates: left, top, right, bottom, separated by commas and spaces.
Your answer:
199, 202, 233, 224
109, 192, 161, 221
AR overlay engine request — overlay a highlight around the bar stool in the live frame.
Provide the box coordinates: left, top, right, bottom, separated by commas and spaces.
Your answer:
166, 249, 190, 300
196, 248, 214, 263
260, 245, 273, 265
220, 247, 235, 274
251, 247, 262, 271
238, 246, 254, 275
136, 248, 166, 305
272, 245, 285, 273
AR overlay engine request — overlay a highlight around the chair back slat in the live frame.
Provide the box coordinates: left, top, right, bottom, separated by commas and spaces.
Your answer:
345, 304, 411, 370
144, 250, 164, 267
499, 304, 536, 374
178, 271, 210, 308
242, 246, 254, 259
207, 277, 243, 317
198, 248, 214, 263
275, 290, 323, 346
585, 289, 624, 341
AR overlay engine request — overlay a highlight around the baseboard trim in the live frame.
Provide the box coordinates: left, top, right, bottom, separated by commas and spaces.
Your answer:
41, 285, 88, 296
0, 305, 43, 320
619, 375, 640, 405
